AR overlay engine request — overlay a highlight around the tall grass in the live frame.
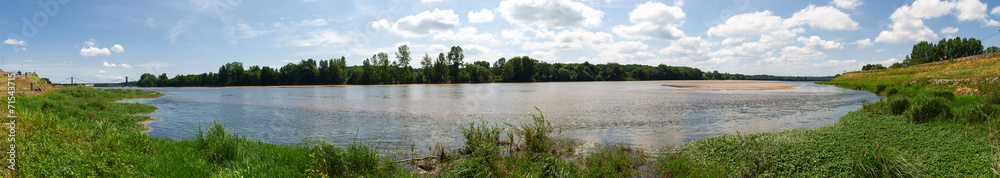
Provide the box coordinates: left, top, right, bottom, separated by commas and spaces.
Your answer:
196, 122, 243, 163
850, 145, 917, 177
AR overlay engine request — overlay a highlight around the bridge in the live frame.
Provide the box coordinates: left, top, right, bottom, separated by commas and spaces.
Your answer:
51, 76, 136, 87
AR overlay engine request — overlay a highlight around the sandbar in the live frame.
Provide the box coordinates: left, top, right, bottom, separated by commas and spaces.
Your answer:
665, 82, 796, 91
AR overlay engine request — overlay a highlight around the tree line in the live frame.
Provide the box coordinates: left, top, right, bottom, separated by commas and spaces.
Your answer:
861, 37, 1000, 71
138, 45, 800, 87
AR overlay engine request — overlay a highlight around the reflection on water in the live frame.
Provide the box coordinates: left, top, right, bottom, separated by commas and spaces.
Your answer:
123, 81, 879, 150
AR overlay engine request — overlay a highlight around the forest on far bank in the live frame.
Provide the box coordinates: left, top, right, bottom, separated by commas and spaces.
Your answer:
137, 45, 828, 87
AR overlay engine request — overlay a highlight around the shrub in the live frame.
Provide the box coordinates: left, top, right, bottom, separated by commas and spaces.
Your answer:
885, 88, 899, 96
924, 90, 956, 100
874, 85, 887, 94
305, 141, 347, 177
904, 96, 953, 123
886, 97, 911, 115
196, 122, 242, 164
977, 82, 1000, 104
581, 144, 645, 177
954, 103, 999, 124
519, 108, 555, 154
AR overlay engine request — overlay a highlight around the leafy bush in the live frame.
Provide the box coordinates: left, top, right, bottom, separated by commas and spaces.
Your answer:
886, 97, 911, 115
904, 96, 953, 123
196, 122, 242, 164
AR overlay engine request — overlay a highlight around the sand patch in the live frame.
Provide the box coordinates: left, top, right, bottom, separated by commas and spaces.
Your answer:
665, 83, 796, 91
139, 119, 159, 134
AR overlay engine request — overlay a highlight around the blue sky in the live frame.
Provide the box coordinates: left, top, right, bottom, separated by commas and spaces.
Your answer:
3, 0, 1000, 83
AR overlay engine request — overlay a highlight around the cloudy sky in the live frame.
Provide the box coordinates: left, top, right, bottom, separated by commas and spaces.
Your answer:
3, 0, 1000, 83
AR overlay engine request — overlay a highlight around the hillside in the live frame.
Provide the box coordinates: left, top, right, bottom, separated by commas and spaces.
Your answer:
830, 52, 1000, 86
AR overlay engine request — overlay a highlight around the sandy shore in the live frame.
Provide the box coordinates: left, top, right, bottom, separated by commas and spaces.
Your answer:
139, 119, 158, 134
665, 82, 796, 91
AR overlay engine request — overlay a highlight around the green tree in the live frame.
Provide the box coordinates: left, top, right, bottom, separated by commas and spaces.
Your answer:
430, 53, 452, 83
862, 64, 887, 71
502, 56, 538, 82
218, 62, 245, 86
447, 46, 464, 82
138, 73, 157, 87
157, 73, 169, 86
604, 63, 625, 81
985, 46, 1000, 54
396, 45, 414, 83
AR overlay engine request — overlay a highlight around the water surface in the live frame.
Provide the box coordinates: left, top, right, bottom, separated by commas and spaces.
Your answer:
120, 81, 879, 149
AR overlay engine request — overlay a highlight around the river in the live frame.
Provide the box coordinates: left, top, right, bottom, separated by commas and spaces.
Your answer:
119, 80, 879, 150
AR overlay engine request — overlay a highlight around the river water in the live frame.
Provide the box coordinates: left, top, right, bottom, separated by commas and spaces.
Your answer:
120, 81, 879, 150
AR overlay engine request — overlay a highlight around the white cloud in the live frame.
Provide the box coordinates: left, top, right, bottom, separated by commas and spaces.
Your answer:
521, 29, 614, 52
628, 1, 684, 24
784, 5, 860, 30
110, 44, 124, 53
296, 18, 329, 27
613, 1, 686, 40
877, 0, 996, 43
529, 51, 558, 62
707, 11, 789, 39
79, 39, 124, 57
392, 8, 460, 37
765, 46, 826, 63
234, 23, 270, 39
4, 39, 26, 51
613, 23, 685, 40
501, 29, 529, 43
283, 30, 350, 47
707, 10, 798, 52
3, 39, 26, 46
468, 9, 495, 23
372, 18, 390, 29
498, 0, 604, 29
831, 0, 863, 9
102, 61, 132, 69
80, 47, 111, 57
875, 18, 938, 44
659, 36, 711, 62
853, 38, 873, 49
432, 27, 497, 42
941, 26, 959, 34
570, 41, 657, 64
797, 36, 843, 51
421, 0, 443, 3
99, 70, 106, 74
993, 6, 1000, 15
953, 0, 987, 22
876, 58, 899, 66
